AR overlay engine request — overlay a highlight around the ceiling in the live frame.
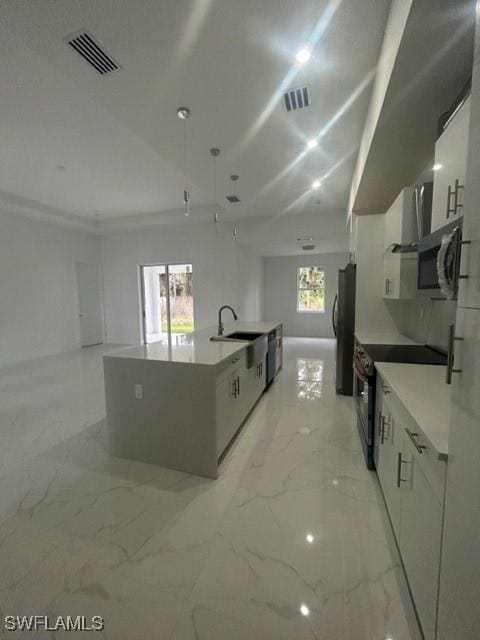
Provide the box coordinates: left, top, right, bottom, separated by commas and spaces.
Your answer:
351, 0, 475, 215
0, 0, 392, 253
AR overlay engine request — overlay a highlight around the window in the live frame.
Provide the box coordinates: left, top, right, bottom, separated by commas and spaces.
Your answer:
297, 266, 325, 313
141, 263, 194, 344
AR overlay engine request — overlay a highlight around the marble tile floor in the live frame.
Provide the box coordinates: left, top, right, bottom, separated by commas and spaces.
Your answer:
0, 339, 421, 639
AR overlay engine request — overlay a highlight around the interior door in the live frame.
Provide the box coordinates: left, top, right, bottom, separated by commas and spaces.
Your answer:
75, 262, 103, 347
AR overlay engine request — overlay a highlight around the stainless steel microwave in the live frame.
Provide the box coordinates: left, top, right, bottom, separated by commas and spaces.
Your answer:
417, 219, 463, 298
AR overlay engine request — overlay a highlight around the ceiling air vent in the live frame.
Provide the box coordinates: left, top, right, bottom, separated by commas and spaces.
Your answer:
283, 86, 310, 112
226, 195, 240, 203
302, 245, 315, 251
65, 30, 120, 75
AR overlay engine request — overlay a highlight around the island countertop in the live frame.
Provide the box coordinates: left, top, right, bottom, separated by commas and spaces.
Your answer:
105, 321, 282, 366
375, 362, 451, 458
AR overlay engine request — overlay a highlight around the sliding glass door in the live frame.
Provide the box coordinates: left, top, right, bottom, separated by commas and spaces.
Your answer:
141, 263, 194, 344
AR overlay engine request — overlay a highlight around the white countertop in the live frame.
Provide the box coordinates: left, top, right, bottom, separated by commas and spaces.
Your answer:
105, 321, 282, 366
355, 332, 420, 346
375, 362, 451, 458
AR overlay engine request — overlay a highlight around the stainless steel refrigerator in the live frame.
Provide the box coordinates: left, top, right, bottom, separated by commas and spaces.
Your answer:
333, 263, 356, 396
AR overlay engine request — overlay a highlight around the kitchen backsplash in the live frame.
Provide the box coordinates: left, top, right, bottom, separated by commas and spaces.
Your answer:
386, 298, 457, 351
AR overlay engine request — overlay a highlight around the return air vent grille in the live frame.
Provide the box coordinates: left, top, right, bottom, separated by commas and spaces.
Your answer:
283, 86, 310, 112
65, 30, 120, 75
302, 245, 315, 251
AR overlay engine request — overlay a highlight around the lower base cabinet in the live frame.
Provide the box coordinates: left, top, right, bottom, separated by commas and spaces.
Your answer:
215, 354, 265, 457
376, 376, 446, 640
399, 433, 444, 640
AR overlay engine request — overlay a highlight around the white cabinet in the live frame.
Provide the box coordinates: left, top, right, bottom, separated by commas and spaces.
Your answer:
431, 96, 470, 233
399, 432, 444, 640
375, 374, 447, 640
457, 87, 480, 308
383, 187, 418, 299
376, 389, 402, 536
458, 171, 480, 310
383, 254, 418, 300
438, 308, 480, 640
384, 186, 417, 250
215, 359, 242, 456
215, 353, 266, 457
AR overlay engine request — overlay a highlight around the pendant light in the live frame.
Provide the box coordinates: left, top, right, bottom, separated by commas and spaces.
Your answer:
210, 147, 221, 231
226, 174, 240, 203
177, 107, 191, 216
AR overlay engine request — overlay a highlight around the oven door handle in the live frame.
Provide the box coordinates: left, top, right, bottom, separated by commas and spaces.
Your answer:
332, 293, 338, 337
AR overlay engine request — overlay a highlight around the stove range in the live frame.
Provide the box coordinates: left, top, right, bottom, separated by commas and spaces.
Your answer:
353, 342, 447, 469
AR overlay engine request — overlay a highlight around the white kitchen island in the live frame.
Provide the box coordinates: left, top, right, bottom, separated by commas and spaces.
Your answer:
103, 321, 282, 478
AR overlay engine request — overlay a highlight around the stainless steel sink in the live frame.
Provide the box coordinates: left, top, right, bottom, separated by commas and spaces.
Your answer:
210, 331, 267, 369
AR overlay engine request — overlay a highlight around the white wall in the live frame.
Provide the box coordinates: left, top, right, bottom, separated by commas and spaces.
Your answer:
263, 252, 349, 338
236, 242, 263, 321
0, 209, 101, 368
102, 222, 263, 344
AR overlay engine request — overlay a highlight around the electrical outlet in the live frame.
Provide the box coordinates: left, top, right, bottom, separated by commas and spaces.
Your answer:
134, 384, 143, 400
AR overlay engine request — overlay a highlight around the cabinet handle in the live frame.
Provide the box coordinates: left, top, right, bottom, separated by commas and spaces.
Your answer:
446, 324, 463, 384
454, 178, 464, 215
446, 184, 455, 219
380, 414, 385, 444
382, 416, 391, 443
405, 428, 427, 453
397, 452, 409, 487
237, 376, 240, 396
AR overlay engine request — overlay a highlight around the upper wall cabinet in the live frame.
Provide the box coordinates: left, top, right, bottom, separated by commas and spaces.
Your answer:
383, 187, 417, 299
458, 77, 480, 309
383, 253, 418, 300
431, 96, 471, 233
384, 187, 417, 250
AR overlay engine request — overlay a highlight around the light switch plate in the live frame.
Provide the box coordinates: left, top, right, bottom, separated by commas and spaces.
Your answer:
134, 384, 143, 400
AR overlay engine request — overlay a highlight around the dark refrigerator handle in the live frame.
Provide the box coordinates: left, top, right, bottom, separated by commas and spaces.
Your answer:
332, 293, 338, 337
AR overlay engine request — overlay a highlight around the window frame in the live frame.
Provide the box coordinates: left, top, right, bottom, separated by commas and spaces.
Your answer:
296, 266, 326, 314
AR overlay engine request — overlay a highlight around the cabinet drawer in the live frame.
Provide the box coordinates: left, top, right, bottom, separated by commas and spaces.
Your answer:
215, 349, 246, 383
384, 388, 446, 502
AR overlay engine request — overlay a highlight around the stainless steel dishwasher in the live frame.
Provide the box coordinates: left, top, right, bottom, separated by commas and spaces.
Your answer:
266, 330, 276, 387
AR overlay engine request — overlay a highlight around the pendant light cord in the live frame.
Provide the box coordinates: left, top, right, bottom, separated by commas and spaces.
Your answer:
183, 118, 188, 194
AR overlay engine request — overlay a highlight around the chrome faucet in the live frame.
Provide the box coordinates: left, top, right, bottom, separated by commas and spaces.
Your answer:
218, 305, 238, 336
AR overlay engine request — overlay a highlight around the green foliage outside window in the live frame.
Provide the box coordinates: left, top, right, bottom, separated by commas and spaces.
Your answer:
297, 266, 325, 313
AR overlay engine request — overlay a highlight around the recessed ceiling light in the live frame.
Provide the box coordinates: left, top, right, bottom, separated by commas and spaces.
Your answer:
300, 604, 310, 617
306, 533, 315, 544
177, 107, 190, 120
307, 139, 318, 150
432, 163, 442, 171
311, 180, 321, 190
296, 47, 312, 65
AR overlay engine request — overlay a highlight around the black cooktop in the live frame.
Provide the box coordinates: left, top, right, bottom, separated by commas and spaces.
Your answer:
362, 344, 447, 366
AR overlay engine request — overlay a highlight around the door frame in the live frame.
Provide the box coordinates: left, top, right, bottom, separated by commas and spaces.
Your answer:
139, 262, 193, 345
